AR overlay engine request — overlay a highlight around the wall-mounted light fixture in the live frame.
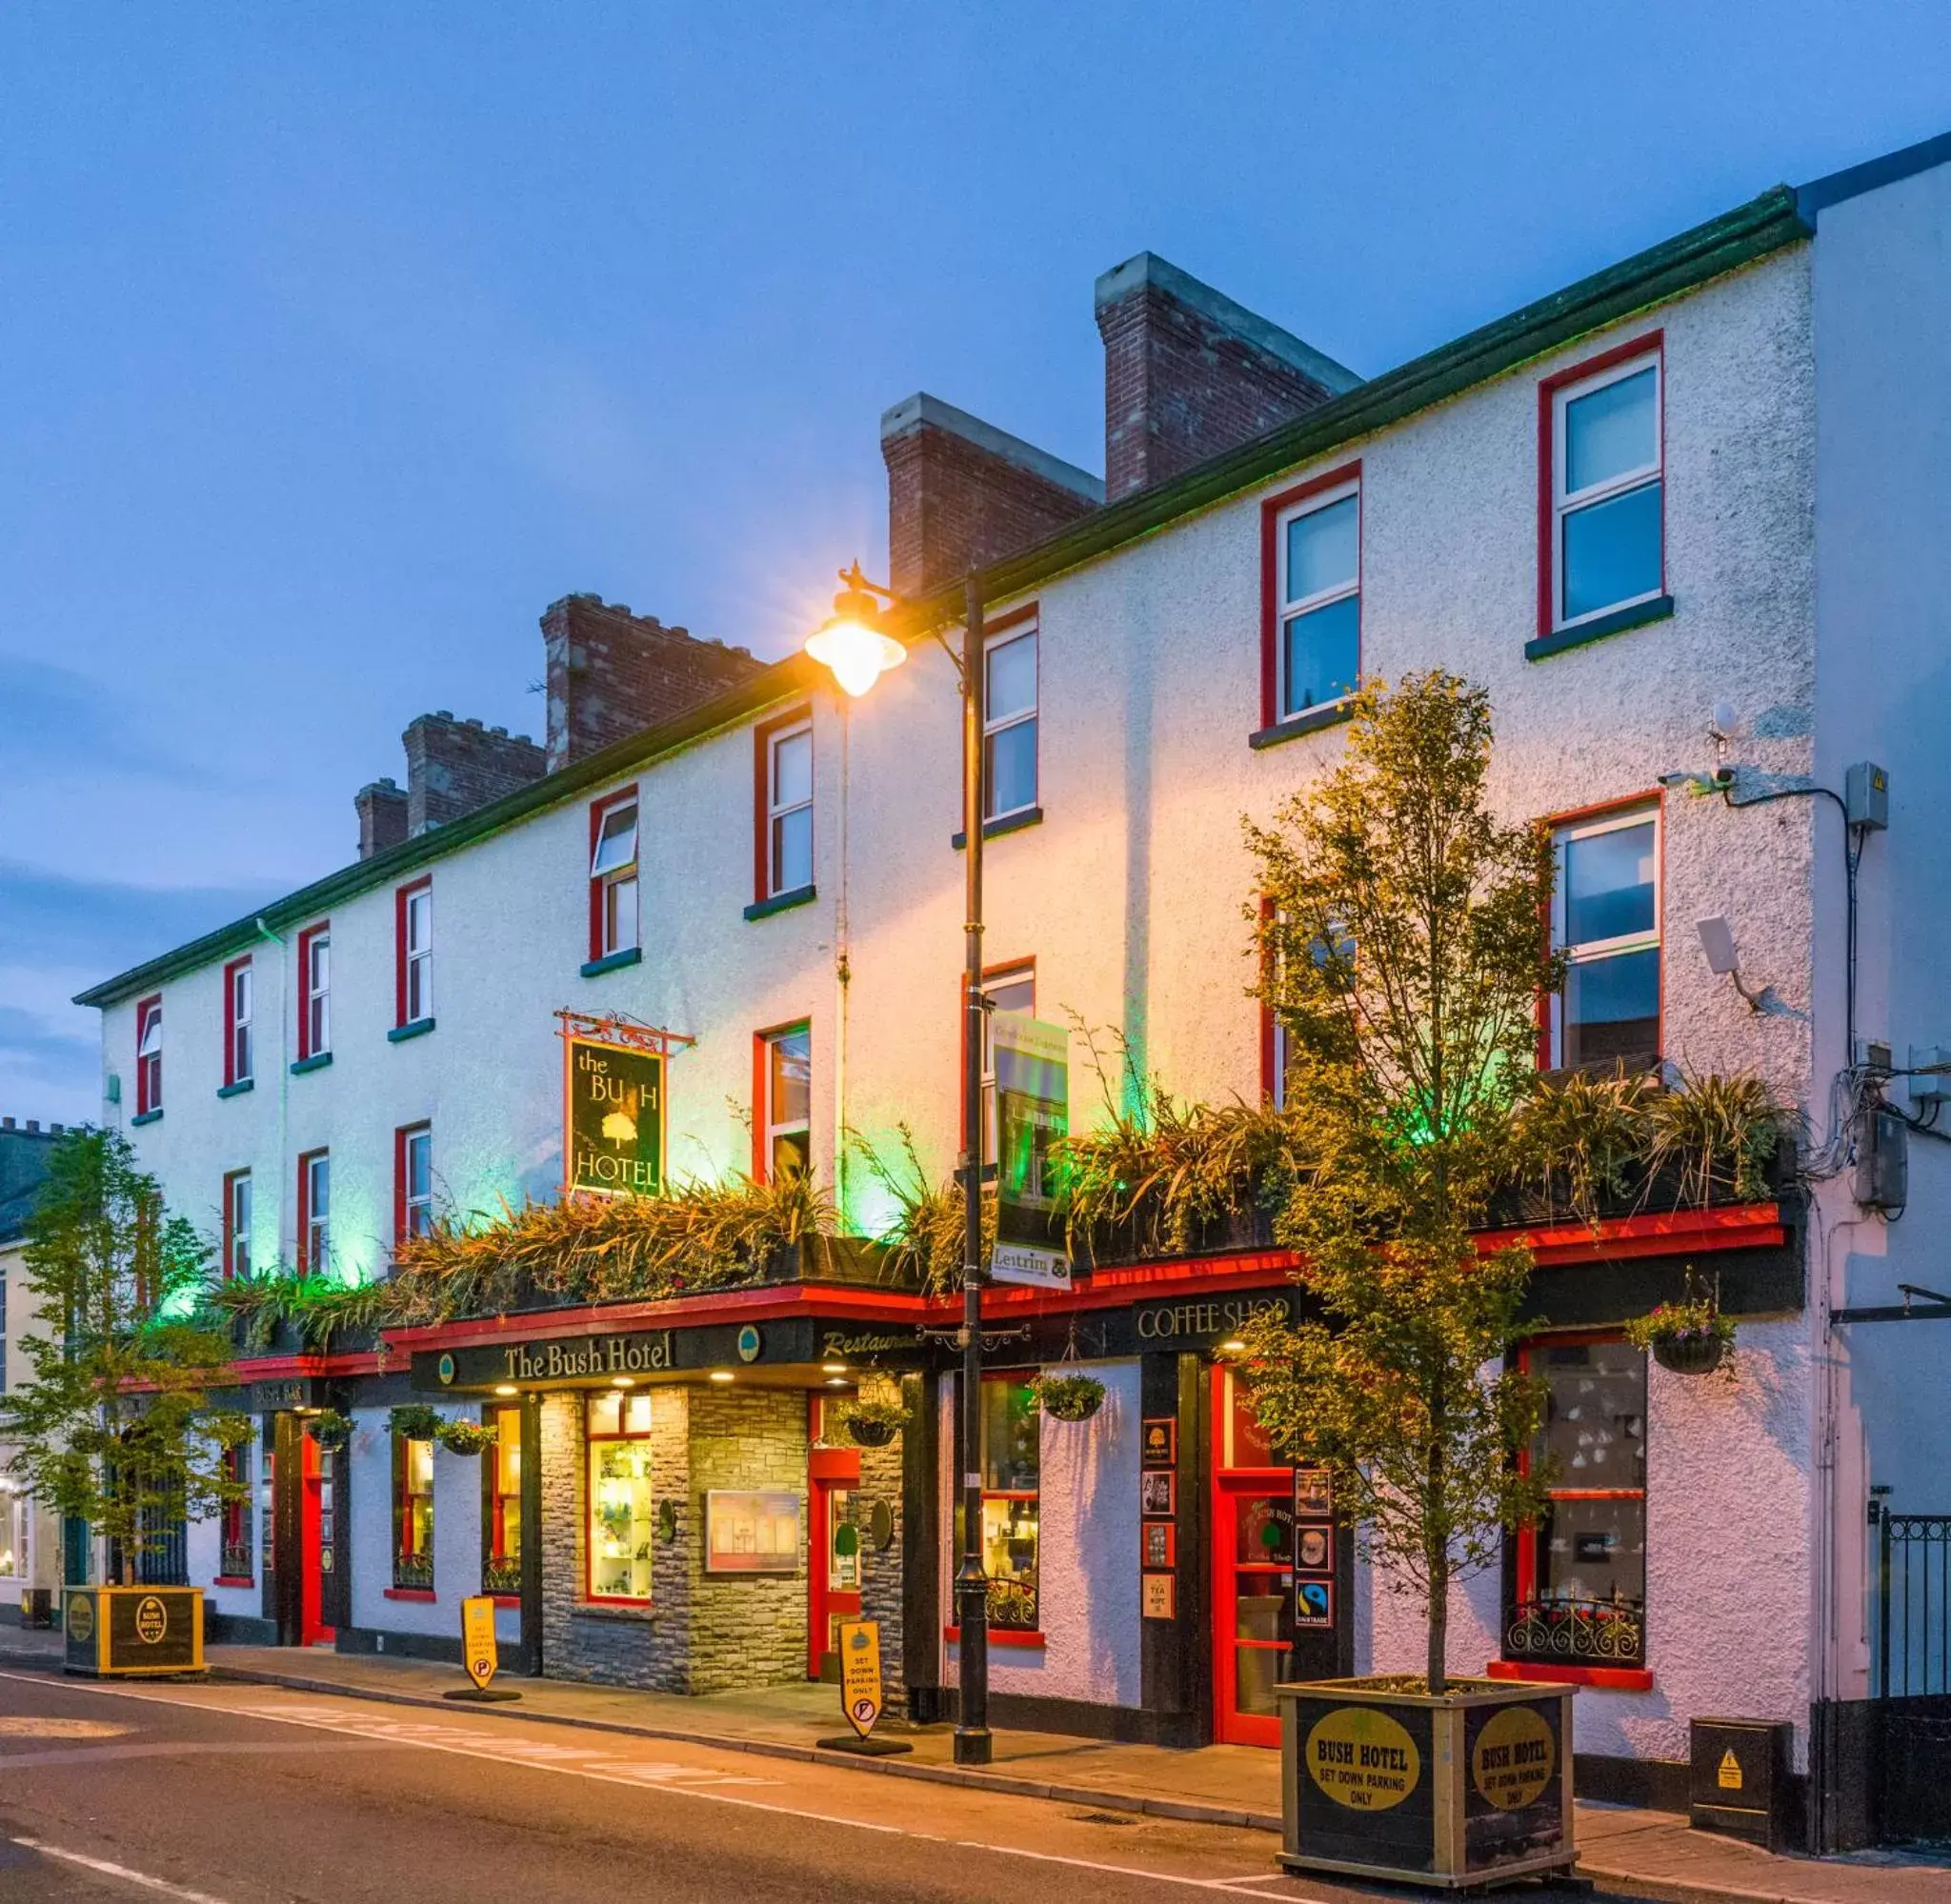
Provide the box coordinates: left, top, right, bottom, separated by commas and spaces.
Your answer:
1697, 916, 1766, 1012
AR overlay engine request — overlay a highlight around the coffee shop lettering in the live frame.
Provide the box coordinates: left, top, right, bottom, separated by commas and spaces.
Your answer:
70, 133, 1951, 1846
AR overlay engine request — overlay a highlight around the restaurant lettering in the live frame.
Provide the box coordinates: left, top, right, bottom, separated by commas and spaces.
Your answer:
821, 1330, 922, 1359
504, 1333, 674, 1381
1135, 1293, 1292, 1341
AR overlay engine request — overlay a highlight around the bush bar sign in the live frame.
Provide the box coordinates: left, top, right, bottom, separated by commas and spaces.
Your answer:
567, 1036, 665, 1197
989, 1013, 1069, 1289
838, 1618, 883, 1737
461, 1595, 498, 1691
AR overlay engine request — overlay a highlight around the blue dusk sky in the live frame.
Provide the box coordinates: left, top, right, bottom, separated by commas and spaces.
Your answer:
3, 5, 1948, 1123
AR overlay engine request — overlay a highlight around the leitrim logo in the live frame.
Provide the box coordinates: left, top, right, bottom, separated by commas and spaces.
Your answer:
736, 1324, 762, 1364
133, 1595, 170, 1645
1471, 1704, 1556, 1811
1305, 1707, 1421, 1812
67, 1594, 94, 1643
437, 1353, 456, 1387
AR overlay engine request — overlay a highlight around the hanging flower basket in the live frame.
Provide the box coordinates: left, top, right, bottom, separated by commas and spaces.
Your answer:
307, 1409, 353, 1448
388, 1403, 446, 1442
842, 1398, 908, 1448
1035, 1373, 1106, 1422
436, 1419, 497, 1457
1627, 1288, 1735, 1378
1651, 1331, 1727, 1375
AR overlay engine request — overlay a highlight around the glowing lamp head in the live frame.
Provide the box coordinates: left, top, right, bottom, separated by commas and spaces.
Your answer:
805, 569, 905, 698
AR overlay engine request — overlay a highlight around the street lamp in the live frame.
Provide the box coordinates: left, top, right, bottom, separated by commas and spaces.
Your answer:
805, 560, 994, 1768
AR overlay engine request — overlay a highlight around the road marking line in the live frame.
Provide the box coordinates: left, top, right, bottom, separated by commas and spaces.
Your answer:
10, 1837, 233, 1904
0, 1674, 1328, 1898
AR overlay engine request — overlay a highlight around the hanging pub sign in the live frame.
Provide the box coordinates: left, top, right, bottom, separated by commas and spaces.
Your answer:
566, 1036, 665, 1198
990, 1013, 1070, 1290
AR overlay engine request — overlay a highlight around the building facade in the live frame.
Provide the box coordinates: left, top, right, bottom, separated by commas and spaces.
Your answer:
1, 1118, 66, 1622
70, 130, 1951, 1844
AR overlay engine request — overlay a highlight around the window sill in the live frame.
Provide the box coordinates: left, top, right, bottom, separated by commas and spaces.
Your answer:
490, 1593, 520, 1609
216, 1078, 254, 1099
580, 947, 643, 978
943, 1625, 1046, 1650
743, 885, 816, 922
291, 1052, 332, 1075
1487, 1659, 1652, 1692
573, 1600, 655, 1622
384, 1587, 437, 1602
1249, 701, 1354, 750
1525, 593, 1674, 662
130, 1109, 163, 1127
388, 1017, 436, 1044
211, 1575, 254, 1589
951, 806, 1042, 851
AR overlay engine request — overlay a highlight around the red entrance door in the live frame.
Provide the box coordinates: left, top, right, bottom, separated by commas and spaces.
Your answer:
808, 1444, 862, 1680
300, 1433, 334, 1647
1211, 1367, 1294, 1747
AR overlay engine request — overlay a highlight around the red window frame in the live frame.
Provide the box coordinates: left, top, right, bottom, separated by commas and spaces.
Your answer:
481, 1402, 522, 1599
296, 1147, 329, 1275
394, 876, 432, 1029
588, 787, 640, 961
296, 920, 330, 1060
584, 1391, 654, 1608
392, 1428, 435, 1593
217, 1440, 253, 1584
1536, 331, 1665, 638
752, 708, 814, 903
1258, 460, 1362, 730
222, 955, 252, 1087
134, 993, 163, 1115
957, 958, 1036, 1153
394, 1122, 432, 1246
221, 1168, 251, 1281
751, 1020, 813, 1184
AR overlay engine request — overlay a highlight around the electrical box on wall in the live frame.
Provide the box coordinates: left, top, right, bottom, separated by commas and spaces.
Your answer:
1909, 1046, 1951, 1108
1845, 761, 1889, 831
1856, 1102, 1909, 1212
105, 1072, 121, 1105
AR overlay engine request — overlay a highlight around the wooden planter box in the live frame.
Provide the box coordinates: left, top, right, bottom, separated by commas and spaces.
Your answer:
1277, 1676, 1575, 1890
64, 1586, 206, 1678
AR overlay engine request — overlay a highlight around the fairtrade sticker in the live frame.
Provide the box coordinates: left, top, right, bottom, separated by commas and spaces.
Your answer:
1305, 1706, 1421, 1812
1471, 1703, 1557, 1812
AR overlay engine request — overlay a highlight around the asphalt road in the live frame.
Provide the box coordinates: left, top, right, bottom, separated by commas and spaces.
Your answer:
0, 1668, 1615, 1903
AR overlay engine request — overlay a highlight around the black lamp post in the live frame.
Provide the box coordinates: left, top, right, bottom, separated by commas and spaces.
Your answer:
807, 564, 994, 1766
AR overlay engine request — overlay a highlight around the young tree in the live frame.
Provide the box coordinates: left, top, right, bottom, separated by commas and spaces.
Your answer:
0, 1130, 248, 1586
1240, 671, 1560, 1694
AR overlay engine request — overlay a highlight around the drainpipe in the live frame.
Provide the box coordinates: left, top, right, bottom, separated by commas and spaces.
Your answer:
254, 917, 288, 1267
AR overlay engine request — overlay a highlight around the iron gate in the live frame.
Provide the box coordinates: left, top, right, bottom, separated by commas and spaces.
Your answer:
1874, 1509, 1951, 1844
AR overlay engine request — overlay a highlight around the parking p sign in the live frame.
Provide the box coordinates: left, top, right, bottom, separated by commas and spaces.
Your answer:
837, 1619, 883, 1738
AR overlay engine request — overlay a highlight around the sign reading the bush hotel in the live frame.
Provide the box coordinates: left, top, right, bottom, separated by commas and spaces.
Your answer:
567, 1037, 664, 1197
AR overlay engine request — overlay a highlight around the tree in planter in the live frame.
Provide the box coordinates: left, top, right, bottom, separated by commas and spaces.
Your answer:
0, 1130, 250, 1586
1239, 672, 1559, 1694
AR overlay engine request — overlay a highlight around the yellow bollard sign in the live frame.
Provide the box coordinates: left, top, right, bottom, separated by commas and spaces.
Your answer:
461, 1595, 499, 1692
837, 1618, 882, 1738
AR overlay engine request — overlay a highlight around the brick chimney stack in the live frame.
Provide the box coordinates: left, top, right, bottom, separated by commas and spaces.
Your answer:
542, 594, 765, 772
403, 712, 546, 835
881, 393, 1103, 598
355, 778, 410, 859
1095, 253, 1360, 502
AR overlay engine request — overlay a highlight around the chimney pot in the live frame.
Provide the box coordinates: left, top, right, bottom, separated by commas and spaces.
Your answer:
25, 1119, 39, 1132
355, 779, 411, 859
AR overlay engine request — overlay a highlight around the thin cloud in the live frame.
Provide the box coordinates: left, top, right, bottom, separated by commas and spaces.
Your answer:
0, 657, 230, 791
0, 859, 277, 977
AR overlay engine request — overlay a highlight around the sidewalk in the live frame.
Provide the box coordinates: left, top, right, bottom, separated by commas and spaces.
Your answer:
3, 1627, 1946, 1904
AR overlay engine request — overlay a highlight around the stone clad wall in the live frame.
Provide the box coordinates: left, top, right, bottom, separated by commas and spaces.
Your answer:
851, 1376, 907, 1684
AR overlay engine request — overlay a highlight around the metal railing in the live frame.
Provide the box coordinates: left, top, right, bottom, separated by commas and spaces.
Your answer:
1877, 1511, 1951, 1698
1504, 1594, 1645, 1668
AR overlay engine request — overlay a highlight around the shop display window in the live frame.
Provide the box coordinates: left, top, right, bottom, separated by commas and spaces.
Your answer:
482, 1404, 522, 1595
392, 1432, 434, 1591
219, 1441, 252, 1581
978, 1377, 1039, 1632
1506, 1338, 1647, 1668
588, 1392, 654, 1604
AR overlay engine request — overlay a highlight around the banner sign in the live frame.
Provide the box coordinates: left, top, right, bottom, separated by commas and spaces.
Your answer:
461, 1594, 499, 1691
838, 1618, 883, 1737
566, 1037, 665, 1198
990, 1013, 1070, 1290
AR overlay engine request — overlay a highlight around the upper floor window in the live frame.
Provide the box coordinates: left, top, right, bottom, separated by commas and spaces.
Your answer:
765, 718, 813, 898
398, 1123, 433, 1242
298, 1148, 330, 1275
983, 625, 1037, 822
396, 879, 432, 1028
222, 1169, 251, 1281
224, 957, 252, 1088
976, 963, 1036, 1154
590, 792, 640, 959
1276, 481, 1360, 719
1548, 346, 1663, 631
1550, 808, 1659, 1070
298, 922, 331, 1060
135, 995, 163, 1115
757, 1024, 811, 1183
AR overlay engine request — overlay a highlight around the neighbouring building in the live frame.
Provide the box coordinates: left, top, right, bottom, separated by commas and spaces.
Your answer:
1, 1117, 65, 1622
70, 128, 1951, 1848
